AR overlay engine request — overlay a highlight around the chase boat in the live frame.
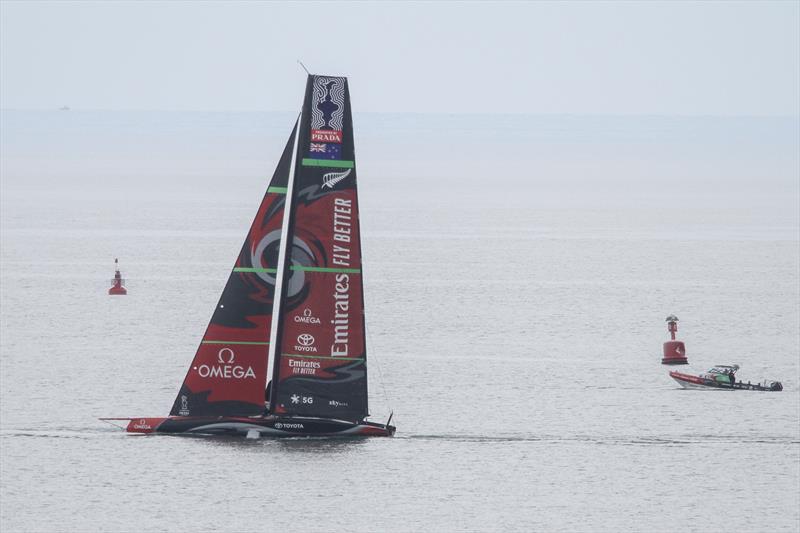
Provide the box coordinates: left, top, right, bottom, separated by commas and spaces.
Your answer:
670, 365, 783, 392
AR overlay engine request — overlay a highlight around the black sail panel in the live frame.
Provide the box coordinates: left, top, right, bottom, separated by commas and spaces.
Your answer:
169, 121, 297, 417
272, 76, 369, 421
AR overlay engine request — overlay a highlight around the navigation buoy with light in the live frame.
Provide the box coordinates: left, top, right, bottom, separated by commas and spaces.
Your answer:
661, 314, 687, 365
108, 258, 127, 295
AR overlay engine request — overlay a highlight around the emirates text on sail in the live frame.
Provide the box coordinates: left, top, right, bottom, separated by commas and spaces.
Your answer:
331, 197, 352, 357
290, 359, 321, 375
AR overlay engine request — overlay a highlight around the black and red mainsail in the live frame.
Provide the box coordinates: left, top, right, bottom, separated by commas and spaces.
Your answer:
104, 75, 394, 436
169, 122, 297, 417
270, 75, 369, 422
168, 75, 370, 424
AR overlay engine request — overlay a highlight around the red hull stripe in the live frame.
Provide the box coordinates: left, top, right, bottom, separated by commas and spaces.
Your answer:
670, 372, 705, 384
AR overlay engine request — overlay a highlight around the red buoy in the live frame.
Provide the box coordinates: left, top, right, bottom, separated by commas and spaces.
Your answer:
662, 314, 687, 365
108, 258, 127, 295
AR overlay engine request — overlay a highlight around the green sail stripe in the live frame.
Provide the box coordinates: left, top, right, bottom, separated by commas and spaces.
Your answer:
267, 186, 287, 194
301, 159, 355, 169
281, 353, 365, 362
233, 267, 278, 273
201, 340, 269, 345
289, 265, 361, 274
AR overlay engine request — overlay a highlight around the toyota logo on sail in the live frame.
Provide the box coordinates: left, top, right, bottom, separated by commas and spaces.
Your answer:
294, 333, 317, 353
297, 334, 315, 346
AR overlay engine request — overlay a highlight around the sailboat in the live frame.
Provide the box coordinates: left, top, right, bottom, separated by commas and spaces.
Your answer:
101, 74, 395, 437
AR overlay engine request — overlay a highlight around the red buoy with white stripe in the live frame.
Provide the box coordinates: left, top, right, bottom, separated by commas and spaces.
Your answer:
108, 258, 127, 295
662, 315, 687, 365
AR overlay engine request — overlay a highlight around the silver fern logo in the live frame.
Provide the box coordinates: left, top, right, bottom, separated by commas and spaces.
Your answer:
322, 169, 351, 189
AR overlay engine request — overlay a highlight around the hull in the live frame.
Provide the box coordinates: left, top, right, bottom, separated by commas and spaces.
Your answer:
102, 416, 395, 437
669, 371, 782, 392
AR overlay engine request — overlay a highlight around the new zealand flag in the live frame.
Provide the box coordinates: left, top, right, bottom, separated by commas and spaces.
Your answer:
308, 142, 341, 160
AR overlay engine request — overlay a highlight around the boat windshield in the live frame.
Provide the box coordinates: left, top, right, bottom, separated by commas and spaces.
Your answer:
707, 365, 740, 375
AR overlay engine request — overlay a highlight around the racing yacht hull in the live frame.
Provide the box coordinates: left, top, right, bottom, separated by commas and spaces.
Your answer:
102, 416, 395, 437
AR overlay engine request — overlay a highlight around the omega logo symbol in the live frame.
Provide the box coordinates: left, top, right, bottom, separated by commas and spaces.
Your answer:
294, 308, 321, 325
195, 346, 255, 379
217, 348, 235, 364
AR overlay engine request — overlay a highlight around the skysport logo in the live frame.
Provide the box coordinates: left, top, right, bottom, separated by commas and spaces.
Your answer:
194, 348, 256, 379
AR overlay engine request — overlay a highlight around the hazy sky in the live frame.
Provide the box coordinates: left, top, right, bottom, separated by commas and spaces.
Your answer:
1, 1, 798, 115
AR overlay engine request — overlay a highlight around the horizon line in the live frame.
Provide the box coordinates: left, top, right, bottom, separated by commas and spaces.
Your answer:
1, 107, 799, 120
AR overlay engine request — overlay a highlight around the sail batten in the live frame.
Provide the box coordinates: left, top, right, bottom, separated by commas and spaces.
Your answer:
290, 266, 361, 273
233, 267, 278, 273
201, 340, 270, 345
301, 159, 355, 168
281, 354, 365, 360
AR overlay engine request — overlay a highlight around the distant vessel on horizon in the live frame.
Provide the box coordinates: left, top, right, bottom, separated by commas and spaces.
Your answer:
59, 105, 70, 111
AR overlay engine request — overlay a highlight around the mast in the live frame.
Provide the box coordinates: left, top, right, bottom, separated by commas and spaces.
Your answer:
269, 76, 314, 407
267, 112, 303, 398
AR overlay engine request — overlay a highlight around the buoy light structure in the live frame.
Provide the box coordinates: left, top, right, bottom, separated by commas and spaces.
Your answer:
108, 258, 127, 295
661, 314, 687, 365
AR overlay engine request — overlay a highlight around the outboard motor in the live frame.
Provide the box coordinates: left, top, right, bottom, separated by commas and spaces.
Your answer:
662, 315, 688, 365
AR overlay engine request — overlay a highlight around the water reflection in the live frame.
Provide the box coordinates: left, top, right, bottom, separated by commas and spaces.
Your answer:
199, 434, 370, 455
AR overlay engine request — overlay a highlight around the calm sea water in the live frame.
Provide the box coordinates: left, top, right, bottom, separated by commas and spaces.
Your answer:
1, 110, 798, 532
